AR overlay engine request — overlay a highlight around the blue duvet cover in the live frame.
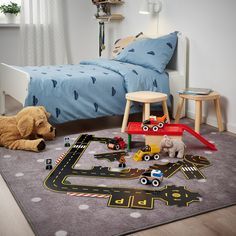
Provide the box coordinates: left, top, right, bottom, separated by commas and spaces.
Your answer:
18, 59, 170, 124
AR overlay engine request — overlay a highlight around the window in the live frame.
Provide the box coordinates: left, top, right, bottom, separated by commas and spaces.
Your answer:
0, 0, 21, 24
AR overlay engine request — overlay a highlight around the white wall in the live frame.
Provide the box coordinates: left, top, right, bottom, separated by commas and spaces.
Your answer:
64, 0, 97, 63
65, 0, 159, 61
0, 27, 20, 65
158, 0, 236, 133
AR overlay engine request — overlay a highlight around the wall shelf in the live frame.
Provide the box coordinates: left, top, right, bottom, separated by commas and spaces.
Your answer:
94, 0, 124, 5
96, 14, 124, 21
0, 23, 19, 28
93, 0, 124, 22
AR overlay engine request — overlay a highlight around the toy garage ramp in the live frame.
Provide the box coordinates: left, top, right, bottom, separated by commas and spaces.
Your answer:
126, 123, 217, 151
179, 124, 217, 151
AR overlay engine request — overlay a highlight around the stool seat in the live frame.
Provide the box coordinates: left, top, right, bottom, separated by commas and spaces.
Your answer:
175, 91, 224, 133
121, 91, 170, 133
126, 91, 168, 103
179, 91, 220, 101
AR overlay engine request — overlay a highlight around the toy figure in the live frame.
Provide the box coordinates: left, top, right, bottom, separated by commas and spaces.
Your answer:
46, 158, 53, 170
64, 136, 70, 147
160, 135, 186, 159
118, 155, 126, 168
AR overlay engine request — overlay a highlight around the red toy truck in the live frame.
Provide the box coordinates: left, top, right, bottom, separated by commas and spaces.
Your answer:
142, 115, 167, 132
107, 137, 127, 150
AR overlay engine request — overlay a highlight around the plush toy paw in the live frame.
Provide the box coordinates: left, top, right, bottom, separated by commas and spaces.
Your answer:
37, 139, 46, 151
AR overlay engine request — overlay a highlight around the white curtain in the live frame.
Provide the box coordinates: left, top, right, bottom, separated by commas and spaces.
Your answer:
20, 0, 68, 66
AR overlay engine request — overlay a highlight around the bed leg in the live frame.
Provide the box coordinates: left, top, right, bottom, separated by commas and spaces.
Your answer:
0, 90, 6, 115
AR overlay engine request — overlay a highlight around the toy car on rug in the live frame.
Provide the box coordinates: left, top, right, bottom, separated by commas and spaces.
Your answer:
139, 169, 163, 187
133, 144, 160, 161
107, 136, 126, 150
142, 115, 167, 131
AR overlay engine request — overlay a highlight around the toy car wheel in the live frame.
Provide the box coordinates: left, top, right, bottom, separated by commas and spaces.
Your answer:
152, 179, 160, 187
158, 122, 164, 128
115, 144, 120, 150
142, 125, 149, 131
153, 154, 160, 160
143, 155, 151, 161
140, 177, 148, 185
152, 126, 159, 132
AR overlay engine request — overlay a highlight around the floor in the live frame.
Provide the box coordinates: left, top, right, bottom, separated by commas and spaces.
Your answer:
0, 96, 236, 236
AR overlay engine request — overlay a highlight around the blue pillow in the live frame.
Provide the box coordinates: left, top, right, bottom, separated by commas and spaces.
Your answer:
115, 32, 178, 73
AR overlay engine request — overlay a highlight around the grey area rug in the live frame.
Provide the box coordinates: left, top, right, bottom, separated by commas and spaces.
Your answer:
0, 120, 236, 236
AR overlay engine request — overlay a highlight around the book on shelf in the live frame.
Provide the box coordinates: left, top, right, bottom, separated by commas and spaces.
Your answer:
178, 88, 212, 95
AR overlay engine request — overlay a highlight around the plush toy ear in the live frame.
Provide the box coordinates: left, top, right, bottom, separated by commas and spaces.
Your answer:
35, 119, 44, 127
17, 116, 34, 138
38, 106, 51, 119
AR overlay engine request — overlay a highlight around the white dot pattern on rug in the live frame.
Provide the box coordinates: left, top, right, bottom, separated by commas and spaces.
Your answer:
112, 132, 118, 135
79, 204, 89, 210
88, 151, 96, 154
198, 197, 203, 202
211, 132, 217, 135
55, 147, 63, 151
75, 164, 81, 168
161, 159, 169, 163
15, 172, 24, 177
198, 179, 207, 183
98, 184, 107, 187
37, 159, 44, 163
3, 155, 11, 159
110, 168, 122, 172
209, 140, 215, 144
130, 212, 142, 218
55, 230, 68, 236
204, 151, 212, 155
31, 197, 42, 203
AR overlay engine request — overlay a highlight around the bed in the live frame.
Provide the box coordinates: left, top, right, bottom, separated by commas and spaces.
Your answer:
0, 32, 187, 123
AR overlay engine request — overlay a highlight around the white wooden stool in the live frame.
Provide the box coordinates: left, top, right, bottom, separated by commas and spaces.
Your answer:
175, 91, 224, 133
121, 91, 170, 132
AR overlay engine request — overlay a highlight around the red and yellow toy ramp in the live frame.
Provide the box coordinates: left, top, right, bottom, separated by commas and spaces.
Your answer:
126, 122, 217, 151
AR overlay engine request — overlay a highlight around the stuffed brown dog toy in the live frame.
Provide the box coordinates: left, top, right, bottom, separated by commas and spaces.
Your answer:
0, 106, 55, 152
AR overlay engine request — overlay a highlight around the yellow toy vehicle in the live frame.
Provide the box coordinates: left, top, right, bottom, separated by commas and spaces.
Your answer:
133, 144, 161, 161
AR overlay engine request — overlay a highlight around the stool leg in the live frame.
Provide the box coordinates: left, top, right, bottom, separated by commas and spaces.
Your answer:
0, 90, 5, 115
214, 98, 224, 132
195, 101, 201, 133
144, 103, 150, 120
199, 101, 202, 124
162, 100, 170, 123
121, 100, 131, 132
175, 97, 184, 123
142, 105, 146, 121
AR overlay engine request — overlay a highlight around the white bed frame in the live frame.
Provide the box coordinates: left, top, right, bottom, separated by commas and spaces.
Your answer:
0, 33, 187, 118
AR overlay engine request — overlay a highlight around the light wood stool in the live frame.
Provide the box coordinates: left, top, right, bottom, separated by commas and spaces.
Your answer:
175, 91, 224, 133
121, 91, 170, 132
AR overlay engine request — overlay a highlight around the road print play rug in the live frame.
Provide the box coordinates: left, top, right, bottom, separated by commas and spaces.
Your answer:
0, 121, 236, 236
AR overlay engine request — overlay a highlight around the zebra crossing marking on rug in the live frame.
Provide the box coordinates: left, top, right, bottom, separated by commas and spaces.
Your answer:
55, 153, 66, 164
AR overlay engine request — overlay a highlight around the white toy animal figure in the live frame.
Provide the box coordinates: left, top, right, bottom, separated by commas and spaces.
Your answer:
160, 135, 186, 159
